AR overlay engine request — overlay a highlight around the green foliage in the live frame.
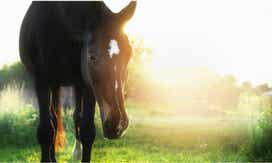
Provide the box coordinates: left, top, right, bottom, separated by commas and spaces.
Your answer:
0, 84, 252, 162
0, 104, 250, 162
126, 39, 244, 109
1, 40, 272, 161
254, 84, 270, 95
246, 105, 272, 161
0, 62, 32, 89
126, 38, 154, 100
0, 84, 38, 147
0, 84, 254, 162
0, 105, 38, 147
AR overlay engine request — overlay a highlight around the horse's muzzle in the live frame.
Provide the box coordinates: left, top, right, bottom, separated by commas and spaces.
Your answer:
102, 114, 129, 139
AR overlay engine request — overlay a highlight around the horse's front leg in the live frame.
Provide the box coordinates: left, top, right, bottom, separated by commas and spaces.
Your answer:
76, 86, 96, 162
35, 82, 56, 162
73, 86, 83, 161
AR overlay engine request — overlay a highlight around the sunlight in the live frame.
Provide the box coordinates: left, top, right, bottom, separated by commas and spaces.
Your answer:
122, 1, 272, 85
1, 0, 272, 85
3, 1, 272, 162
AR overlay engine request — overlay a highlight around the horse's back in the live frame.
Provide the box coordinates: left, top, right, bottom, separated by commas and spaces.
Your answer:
19, 2, 102, 85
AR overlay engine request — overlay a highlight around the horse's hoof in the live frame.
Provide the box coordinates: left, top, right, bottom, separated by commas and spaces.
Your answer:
73, 140, 82, 161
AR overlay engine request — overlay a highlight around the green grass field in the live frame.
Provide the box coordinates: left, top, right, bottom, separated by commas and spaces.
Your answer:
0, 101, 257, 162
0, 86, 272, 162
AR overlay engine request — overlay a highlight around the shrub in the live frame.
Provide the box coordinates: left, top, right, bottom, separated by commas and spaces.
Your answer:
246, 104, 272, 161
0, 84, 25, 113
0, 105, 38, 147
0, 84, 38, 147
0, 62, 32, 89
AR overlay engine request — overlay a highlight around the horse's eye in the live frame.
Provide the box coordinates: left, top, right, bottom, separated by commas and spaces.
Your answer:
89, 55, 97, 64
90, 56, 96, 61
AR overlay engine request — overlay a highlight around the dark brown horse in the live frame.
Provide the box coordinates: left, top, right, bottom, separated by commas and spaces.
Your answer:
19, 1, 136, 162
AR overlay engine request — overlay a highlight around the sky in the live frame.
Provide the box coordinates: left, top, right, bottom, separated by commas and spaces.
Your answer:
1, 0, 272, 85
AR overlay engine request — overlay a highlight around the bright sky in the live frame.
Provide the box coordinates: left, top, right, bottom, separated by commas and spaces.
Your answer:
1, 0, 272, 85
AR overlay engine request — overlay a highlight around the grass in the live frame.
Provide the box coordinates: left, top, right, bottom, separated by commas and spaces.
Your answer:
0, 104, 250, 162
0, 86, 272, 162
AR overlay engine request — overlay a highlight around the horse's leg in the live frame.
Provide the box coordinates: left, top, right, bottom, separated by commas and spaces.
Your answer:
36, 82, 55, 162
78, 86, 96, 162
49, 86, 60, 162
73, 86, 82, 161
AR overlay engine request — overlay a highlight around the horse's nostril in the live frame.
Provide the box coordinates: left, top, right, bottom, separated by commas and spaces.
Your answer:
120, 119, 129, 129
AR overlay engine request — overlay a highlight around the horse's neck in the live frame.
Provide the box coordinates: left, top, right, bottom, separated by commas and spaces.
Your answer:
56, 2, 103, 33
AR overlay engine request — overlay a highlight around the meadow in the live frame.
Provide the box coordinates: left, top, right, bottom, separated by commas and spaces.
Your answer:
1, 85, 272, 162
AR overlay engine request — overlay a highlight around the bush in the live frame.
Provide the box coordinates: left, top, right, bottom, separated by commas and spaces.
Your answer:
0, 62, 32, 89
0, 105, 38, 147
247, 105, 272, 161
0, 84, 38, 147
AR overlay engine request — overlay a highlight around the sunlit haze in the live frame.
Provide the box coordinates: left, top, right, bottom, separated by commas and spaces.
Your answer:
1, 0, 272, 85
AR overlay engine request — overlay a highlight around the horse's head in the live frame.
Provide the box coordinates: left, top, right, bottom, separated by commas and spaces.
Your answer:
81, 1, 136, 139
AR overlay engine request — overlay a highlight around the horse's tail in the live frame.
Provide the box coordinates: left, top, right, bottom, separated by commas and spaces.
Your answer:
55, 96, 66, 151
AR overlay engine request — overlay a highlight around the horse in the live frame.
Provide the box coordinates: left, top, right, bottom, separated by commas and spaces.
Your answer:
19, 1, 136, 162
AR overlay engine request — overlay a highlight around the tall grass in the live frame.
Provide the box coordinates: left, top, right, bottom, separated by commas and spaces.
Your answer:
0, 83, 25, 113
1, 84, 272, 162
0, 84, 38, 147
233, 93, 272, 161
246, 104, 272, 161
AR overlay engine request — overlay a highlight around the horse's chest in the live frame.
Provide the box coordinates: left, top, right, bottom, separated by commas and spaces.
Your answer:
47, 43, 84, 84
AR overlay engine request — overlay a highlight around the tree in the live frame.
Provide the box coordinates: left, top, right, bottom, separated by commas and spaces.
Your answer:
126, 37, 154, 100
0, 62, 32, 89
254, 83, 270, 95
241, 81, 253, 93
207, 75, 240, 109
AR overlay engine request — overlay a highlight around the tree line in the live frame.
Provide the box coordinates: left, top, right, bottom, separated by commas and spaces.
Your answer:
0, 38, 271, 110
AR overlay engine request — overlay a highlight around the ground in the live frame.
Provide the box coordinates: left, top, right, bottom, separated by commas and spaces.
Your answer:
0, 100, 255, 162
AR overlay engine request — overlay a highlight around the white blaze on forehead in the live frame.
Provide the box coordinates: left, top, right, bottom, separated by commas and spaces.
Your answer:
108, 39, 120, 58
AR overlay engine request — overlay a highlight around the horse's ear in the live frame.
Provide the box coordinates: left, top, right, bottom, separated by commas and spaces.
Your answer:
101, 2, 114, 18
116, 1, 137, 25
